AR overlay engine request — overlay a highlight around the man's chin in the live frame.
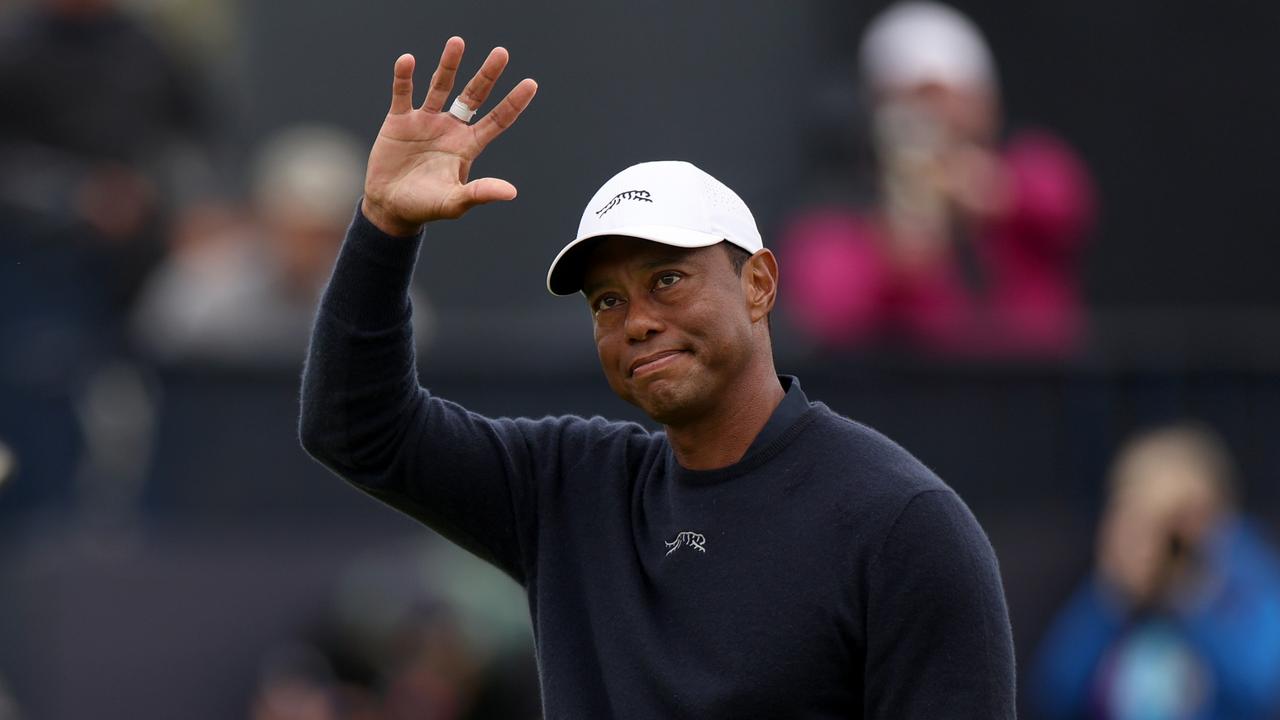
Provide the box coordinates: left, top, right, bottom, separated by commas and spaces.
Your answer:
631, 379, 707, 426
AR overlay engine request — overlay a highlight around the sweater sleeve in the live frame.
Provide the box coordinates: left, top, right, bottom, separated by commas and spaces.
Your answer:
299, 206, 581, 585
863, 489, 1016, 719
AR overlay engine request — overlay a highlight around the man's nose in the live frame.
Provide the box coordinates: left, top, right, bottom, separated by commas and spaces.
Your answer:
624, 294, 664, 342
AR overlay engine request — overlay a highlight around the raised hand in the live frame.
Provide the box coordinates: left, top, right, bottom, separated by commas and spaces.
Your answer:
361, 37, 538, 236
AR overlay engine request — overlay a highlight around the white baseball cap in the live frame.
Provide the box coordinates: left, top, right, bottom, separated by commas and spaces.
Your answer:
545, 160, 763, 296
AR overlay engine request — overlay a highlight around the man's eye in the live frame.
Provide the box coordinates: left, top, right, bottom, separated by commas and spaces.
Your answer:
655, 273, 681, 289
594, 295, 622, 312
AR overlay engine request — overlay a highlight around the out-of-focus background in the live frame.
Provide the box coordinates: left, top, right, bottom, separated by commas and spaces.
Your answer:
3, 0, 1280, 717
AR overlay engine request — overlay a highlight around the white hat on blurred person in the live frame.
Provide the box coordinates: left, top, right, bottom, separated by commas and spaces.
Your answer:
253, 125, 366, 228
546, 161, 762, 296
860, 1, 997, 91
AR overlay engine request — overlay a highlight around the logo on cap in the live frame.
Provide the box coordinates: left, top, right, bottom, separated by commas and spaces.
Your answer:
595, 189, 652, 218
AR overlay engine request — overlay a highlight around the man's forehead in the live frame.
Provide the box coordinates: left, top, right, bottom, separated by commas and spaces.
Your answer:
581, 236, 714, 289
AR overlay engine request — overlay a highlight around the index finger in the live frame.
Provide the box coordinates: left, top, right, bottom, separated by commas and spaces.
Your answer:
472, 78, 538, 147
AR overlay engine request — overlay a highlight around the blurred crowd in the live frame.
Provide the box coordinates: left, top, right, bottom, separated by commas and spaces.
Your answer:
0, 0, 430, 511
2, 0, 1278, 718
0, 1, 440, 715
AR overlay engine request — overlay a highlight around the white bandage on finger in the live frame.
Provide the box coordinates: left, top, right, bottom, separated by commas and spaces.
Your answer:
448, 97, 477, 123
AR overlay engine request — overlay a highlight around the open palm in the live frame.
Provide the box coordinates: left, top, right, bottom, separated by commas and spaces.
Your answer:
362, 37, 538, 236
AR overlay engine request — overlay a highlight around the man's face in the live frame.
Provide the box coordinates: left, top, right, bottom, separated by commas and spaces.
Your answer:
581, 237, 758, 426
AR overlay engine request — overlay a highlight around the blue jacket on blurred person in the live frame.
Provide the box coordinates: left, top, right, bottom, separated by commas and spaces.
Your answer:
1031, 425, 1280, 720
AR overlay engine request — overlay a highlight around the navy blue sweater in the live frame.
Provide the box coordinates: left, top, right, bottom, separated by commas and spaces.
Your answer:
300, 209, 1016, 718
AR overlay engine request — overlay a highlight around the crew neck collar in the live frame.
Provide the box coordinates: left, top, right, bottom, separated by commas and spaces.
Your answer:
668, 375, 814, 485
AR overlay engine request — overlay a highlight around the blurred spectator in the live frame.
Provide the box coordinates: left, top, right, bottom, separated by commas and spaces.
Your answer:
780, 1, 1094, 356
132, 126, 434, 367
0, 0, 220, 513
337, 544, 539, 720
370, 599, 540, 720
264, 549, 541, 720
1030, 423, 1280, 719
380, 602, 482, 720
0, 0, 222, 312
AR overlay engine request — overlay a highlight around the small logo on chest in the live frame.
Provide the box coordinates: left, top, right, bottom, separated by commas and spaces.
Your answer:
664, 531, 707, 556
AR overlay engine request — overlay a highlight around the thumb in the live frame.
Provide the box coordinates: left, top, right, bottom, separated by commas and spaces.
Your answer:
458, 177, 518, 210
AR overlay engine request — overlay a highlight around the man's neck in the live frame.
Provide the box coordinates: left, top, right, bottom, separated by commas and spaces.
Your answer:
665, 368, 786, 471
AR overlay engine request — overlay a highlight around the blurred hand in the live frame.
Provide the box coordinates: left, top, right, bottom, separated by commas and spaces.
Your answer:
1097, 474, 1214, 609
361, 37, 538, 236
1097, 499, 1170, 608
942, 143, 1010, 219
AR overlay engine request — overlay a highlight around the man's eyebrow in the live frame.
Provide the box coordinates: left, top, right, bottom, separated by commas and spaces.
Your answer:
583, 253, 691, 297
639, 254, 688, 270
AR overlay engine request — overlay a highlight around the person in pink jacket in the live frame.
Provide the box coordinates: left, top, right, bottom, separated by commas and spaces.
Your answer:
782, 2, 1095, 356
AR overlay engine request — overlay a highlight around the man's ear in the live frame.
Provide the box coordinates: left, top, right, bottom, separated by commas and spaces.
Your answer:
744, 249, 779, 323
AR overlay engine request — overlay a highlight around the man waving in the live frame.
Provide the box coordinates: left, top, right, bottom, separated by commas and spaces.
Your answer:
301, 37, 1015, 719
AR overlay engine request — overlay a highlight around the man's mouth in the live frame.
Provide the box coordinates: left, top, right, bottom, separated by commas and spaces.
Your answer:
629, 350, 686, 377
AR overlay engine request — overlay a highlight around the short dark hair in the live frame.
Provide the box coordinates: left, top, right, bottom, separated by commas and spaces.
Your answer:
722, 242, 751, 276
720, 242, 771, 329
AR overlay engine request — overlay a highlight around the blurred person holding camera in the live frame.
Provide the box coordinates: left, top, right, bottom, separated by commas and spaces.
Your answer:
781, 1, 1094, 356
1031, 424, 1280, 719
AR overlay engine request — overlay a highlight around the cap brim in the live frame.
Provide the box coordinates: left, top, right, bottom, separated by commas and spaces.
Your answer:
545, 224, 725, 296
